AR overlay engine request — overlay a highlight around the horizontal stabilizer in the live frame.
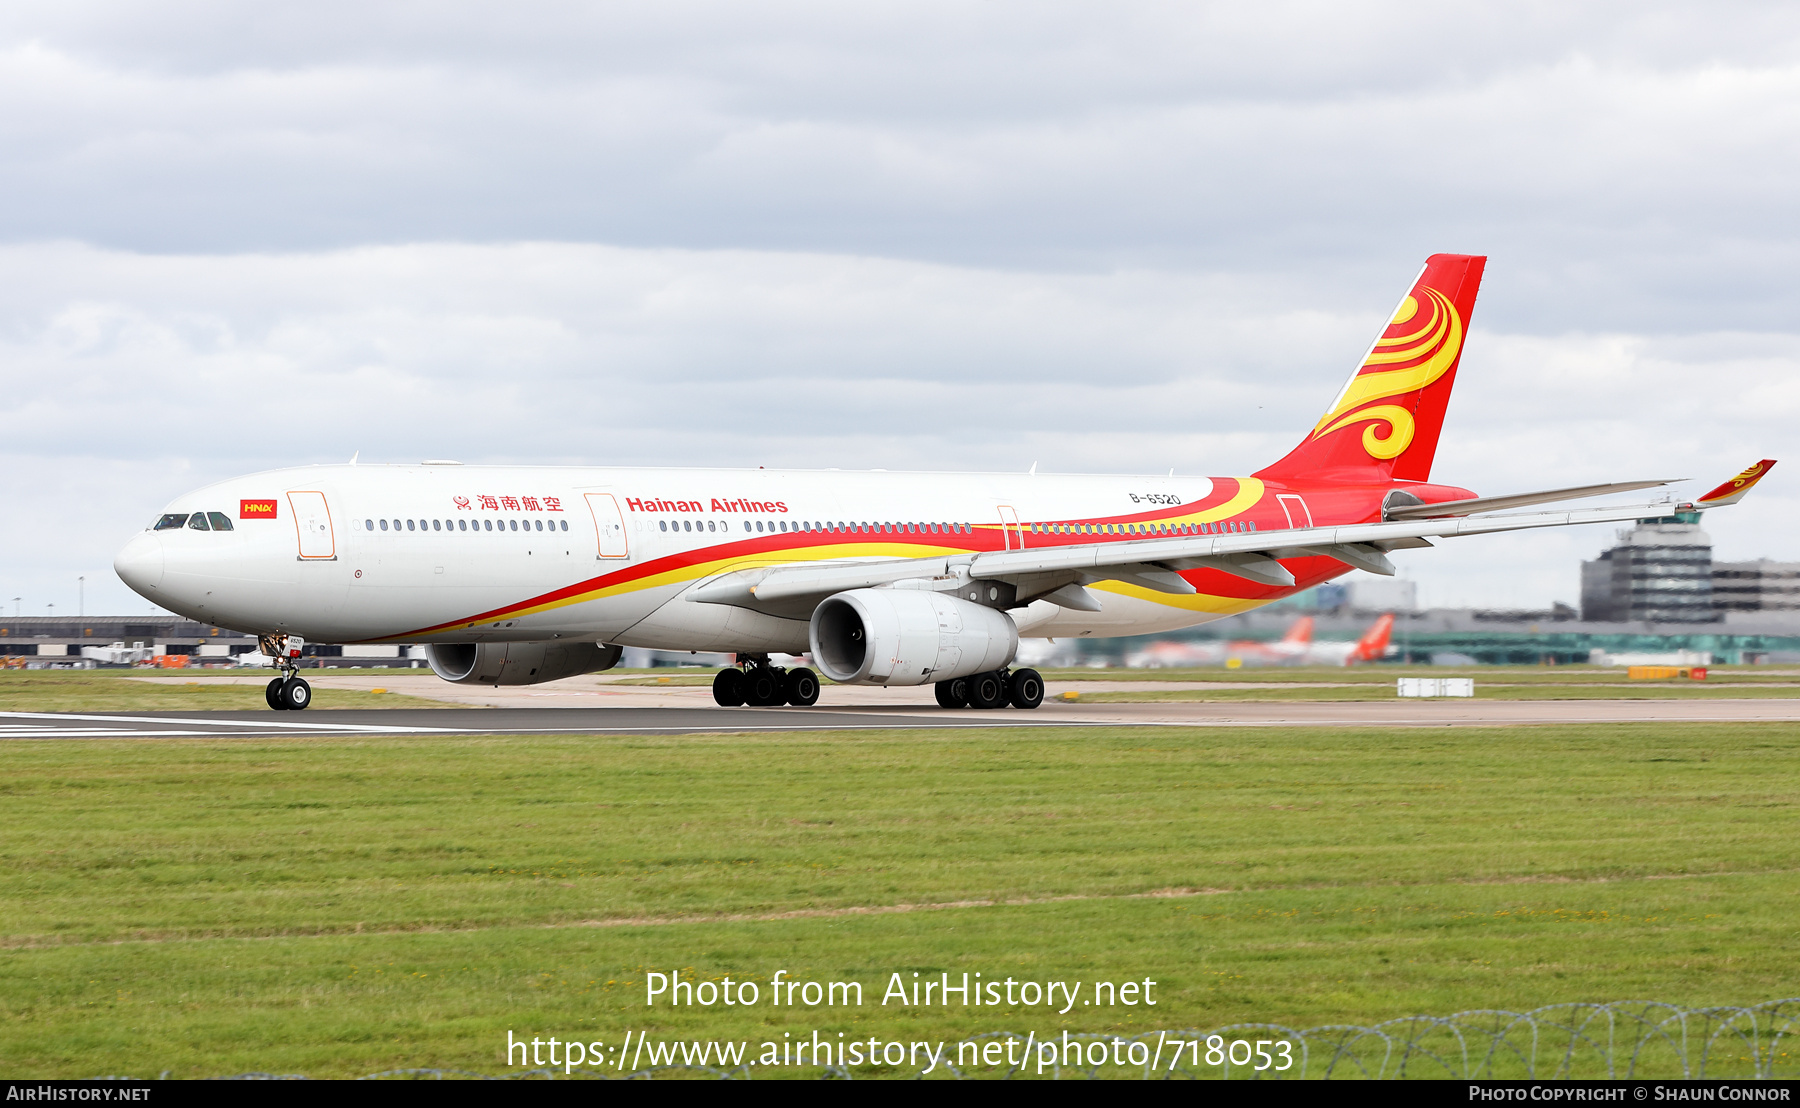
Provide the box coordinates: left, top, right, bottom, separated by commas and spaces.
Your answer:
1696, 459, 1777, 507
1384, 479, 1679, 520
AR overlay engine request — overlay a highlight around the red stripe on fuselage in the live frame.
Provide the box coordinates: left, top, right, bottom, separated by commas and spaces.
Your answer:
384, 476, 1393, 639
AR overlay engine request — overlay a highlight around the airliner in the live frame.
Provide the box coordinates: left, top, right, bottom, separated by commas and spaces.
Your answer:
111, 255, 1776, 711
1126, 613, 1395, 668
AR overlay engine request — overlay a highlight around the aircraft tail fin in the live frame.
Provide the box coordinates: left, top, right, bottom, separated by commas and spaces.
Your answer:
1257, 254, 1486, 485
1349, 613, 1396, 664
1281, 616, 1315, 645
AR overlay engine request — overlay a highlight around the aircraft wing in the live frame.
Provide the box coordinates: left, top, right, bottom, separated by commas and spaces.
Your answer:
1382, 479, 1681, 519
691, 463, 1773, 615
959, 497, 1690, 593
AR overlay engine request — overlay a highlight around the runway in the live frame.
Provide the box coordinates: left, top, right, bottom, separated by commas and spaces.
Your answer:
4, 696, 1800, 739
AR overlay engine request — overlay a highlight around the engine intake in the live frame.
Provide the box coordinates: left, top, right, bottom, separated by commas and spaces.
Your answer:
810, 589, 1017, 686
426, 641, 623, 686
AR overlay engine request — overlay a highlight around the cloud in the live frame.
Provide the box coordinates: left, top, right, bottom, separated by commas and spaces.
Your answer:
0, 241, 1793, 616
0, 4, 1793, 328
0, 3, 1795, 615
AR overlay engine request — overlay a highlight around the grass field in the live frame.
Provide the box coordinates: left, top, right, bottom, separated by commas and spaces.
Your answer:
2, 720, 1798, 1078
1038, 666, 1800, 684
1076, 683, 1800, 702
609, 665, 1800, 702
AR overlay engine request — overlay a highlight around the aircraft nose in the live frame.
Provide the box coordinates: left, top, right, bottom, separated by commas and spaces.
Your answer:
114, 531, 165, 597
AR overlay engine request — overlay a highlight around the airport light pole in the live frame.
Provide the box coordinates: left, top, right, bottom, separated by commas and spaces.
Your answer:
78, 577, 84, 618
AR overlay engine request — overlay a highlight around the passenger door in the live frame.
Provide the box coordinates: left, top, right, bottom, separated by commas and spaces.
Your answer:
287, 491, 337, 559
997, 504, 1023, 550
585, 493, 630, 558
1277, 494, 1313, 530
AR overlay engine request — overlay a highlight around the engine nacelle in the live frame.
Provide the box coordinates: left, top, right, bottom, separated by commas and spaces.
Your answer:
810, 589, 1017, 686
426, 641, 623, 686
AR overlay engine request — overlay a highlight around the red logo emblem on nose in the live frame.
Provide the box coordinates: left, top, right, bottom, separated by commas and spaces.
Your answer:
240, 499, 278, 519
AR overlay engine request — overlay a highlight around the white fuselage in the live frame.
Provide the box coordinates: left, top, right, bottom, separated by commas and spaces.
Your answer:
113, 462, 1346, 652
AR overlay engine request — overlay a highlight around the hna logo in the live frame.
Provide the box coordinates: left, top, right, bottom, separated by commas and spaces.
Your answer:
240, 499, 278, 519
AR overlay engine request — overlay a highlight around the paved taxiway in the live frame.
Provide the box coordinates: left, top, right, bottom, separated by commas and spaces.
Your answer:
5, 695, 1800, 739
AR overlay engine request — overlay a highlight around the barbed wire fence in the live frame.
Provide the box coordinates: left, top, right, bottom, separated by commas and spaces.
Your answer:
99, 999, 1800, 1080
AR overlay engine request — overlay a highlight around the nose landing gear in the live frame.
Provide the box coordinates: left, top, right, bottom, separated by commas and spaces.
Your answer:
265, 676, 312, 711
259, 633, 314, 711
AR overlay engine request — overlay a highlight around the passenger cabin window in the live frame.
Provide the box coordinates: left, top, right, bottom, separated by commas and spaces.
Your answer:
155, 513, 189, 531
207, 512, 233, 531
188, 513, 210, 531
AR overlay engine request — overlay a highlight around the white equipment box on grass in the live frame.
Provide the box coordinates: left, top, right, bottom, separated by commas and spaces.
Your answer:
1397, 677, 1475, 698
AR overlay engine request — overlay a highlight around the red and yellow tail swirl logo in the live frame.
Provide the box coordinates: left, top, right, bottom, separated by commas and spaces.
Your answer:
1311, 285, 1464, 460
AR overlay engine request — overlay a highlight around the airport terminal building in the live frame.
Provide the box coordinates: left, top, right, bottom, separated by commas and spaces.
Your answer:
0, 616, 423, 667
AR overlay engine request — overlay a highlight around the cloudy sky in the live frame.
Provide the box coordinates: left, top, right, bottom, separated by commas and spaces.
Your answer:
3, 0, 1796, 617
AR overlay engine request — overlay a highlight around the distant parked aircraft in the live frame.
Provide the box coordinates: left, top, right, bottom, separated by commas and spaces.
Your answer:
1127, 612, 1394, 668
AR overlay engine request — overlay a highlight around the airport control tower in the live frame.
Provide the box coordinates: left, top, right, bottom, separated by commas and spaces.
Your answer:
1580, 511, 1719, 623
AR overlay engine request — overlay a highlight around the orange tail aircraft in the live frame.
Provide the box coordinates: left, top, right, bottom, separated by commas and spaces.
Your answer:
1347, 613, 1395, 665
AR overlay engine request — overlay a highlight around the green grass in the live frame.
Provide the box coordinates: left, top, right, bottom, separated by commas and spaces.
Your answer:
1076, 683, 1800, 702
0, 670, 444, 712
2, 722, 1799, 1077
1040, 665, 1797, 684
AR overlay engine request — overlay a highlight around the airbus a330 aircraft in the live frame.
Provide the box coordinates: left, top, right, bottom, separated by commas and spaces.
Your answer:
113, 255, 1776, 711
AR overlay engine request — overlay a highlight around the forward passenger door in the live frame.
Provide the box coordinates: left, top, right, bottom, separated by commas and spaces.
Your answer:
287, 491, 336, 559
585, 493, 630, 559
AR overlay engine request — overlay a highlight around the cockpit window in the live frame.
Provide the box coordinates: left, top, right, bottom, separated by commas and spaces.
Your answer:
154, 513, 189, 531
188, 512, 211, 531
207, 512, 233, 531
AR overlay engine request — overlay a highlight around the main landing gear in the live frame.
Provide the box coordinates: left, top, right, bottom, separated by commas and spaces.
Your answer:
712, 657, 821, 708
260, 632, 312, 711
934, 668, 1044, 711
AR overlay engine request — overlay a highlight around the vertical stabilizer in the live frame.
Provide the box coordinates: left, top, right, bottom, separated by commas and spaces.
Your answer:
1350, 613, 1396, 664
1258, 254, 1486, 485
1281, 616, 1315, 645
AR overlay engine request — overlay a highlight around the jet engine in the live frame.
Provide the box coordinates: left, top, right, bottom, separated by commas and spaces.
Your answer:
426, 641, 623, 686
809, 589, 1017, 686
